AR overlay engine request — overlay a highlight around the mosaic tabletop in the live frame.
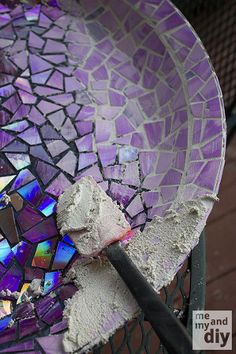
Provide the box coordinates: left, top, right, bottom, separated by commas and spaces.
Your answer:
0, 0, 226, 352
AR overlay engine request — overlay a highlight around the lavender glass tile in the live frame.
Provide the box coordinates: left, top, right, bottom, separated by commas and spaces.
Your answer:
98, 145, 116, 167
76, 134, 93, 152
109, 182, 136, 207
46, 173, 72, 197
76, 164, 103, 183
57, 151, 77, 176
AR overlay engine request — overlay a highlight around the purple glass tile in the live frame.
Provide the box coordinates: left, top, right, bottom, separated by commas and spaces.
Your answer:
29, 106, 46, 126
12, 241, 32, 266
30, 145, 53, 164
78, 152, 97, 170
46, 140, 69, 158
185, 162, 205, 184
76, 164, 103, 183
44, 39, 67, 54
37, 100, 61, 115
35, 295, 56, 318
10, 169, 35, 191
156, 81, 174, 106
58, 284, 78, 301
50, 319, 68, 334
36, 334, 66, 354
43, 26, 64, 39
202, 120, 222, 142
172, 26, 196, 48
15, 303, 36, 323
143, 191, 159, 208
109, 90, 126, 107
38, 195, 57, 217
42, 302, 63, 325
47, 70, 63, 89
144, 122, 163, 148
0, 325, 17, 345
0, 264, 22, 292
60, 119, 77, 142
156, 152, 174, 174
126, 195, 143, 218
98, 145, 116, 167
175, 127, 188, 150
52, 241, 76, 270
66, 104, 81, 118
32, 69, 52, 84
160, 169, 182, 186
36, 160, 58, 185
139, 151, 158, 176
0, 157, 15, 175
104, 165, 124, 180
195, 160, 221, 191
76, 121, 93, 136
95, 120, 112, 143
143, 31, 165, 55
0, 340, 34, 352
116, 61, 140, 84
48, 93, 73, 106
0, 131, 14, 149
131, 132, 144, 148
138, 92, 157, 117
29, 54, 52, 74
143, 69, 158, 89
19, 316, 39, 338
109, 182, 135, 206
115, 115, 135, 137
29, 31, 44, 49
46, 173, 72, 197
40, 124, 61, 140
0, 207, 19, 244
202, 136, 222, 159
123, 161, 140, 187
5, 153, 30, 171
76, 134, 93, 152
22, 216, 58, 243
17, 205, 43, 232
48, 110, 65, 130
119, 146, 138, 164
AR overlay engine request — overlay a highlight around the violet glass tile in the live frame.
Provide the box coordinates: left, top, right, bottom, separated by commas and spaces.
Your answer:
109, 183, 136, 206
46, 173, 72, 197
95, 120, 112, 143
22, 216, 58, 243
17, 205, 43, 232
98, 146, 117, 167
19, 316, 39, 338
76, 134, 93, 152
0, 264, 22, 292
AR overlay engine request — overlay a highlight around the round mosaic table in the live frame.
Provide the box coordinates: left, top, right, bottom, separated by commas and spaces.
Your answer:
0, 0, 225, 353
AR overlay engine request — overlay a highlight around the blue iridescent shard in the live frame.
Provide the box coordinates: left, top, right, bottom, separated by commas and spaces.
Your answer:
18, 180, 42, 206
52, 241, 76, 270
0, 239, 14, 267
37, 195, 56, 216
43, 271, 62, 294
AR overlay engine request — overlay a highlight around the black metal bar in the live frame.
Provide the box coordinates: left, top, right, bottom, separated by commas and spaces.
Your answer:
106, 242, 196, 354
186, 232, 206, 335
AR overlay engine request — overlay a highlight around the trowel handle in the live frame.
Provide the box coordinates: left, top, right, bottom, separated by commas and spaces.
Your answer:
106, 242, 196, 354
